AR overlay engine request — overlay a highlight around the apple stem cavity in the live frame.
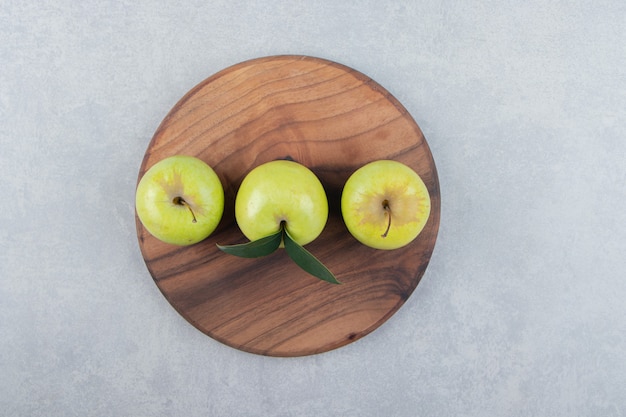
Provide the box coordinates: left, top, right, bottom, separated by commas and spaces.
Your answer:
173, 196, 197, 223
381, 199, 392, 238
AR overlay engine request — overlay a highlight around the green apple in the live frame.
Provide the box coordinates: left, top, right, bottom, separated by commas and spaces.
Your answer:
218, 159, 338, 284
135, 155, 224, 246
341, 160, 430, 250
235, 159, 328, 246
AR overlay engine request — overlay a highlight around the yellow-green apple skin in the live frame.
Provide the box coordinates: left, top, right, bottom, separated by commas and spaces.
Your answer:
135, 155, 224, 246
341, 160, 430, 250
235, 160, 328, 246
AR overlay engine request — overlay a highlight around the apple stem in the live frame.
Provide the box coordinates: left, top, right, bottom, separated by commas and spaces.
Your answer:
381, 200, 392, 238
173, 196, 197, 223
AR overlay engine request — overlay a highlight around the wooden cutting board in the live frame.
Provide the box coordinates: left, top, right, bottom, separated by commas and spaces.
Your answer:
136, 55, 440, 356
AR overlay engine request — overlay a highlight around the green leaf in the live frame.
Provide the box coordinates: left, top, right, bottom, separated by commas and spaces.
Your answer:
217, 229, 282, 258
283, 228, 341, 285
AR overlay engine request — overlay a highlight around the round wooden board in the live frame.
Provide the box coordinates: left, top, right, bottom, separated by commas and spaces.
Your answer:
136, 55, 440, 357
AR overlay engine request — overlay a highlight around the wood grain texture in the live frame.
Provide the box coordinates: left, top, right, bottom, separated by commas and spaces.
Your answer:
135, 55, 440, 356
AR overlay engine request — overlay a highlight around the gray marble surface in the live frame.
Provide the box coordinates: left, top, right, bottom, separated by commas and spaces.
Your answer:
2, 1, 625, 416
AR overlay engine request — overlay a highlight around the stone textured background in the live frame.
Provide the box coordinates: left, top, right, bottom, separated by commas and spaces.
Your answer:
2, 1, 625, 416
